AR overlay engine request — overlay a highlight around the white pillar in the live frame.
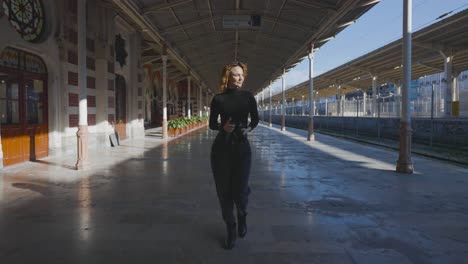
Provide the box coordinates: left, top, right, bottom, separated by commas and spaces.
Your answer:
363, 92, 367, 116
262, 89, 265, 123
341, 95, 345, 117
325, 98, 328, 116
336, 84, 341, 116
441, 54, 459, 116
292, 98, 295, 115
269, 81, 272, 127
199, 85, 203, 117
372, 76, 378, 117
301, 95, 305, 116
396, 0, 414, 174
162, 54, 168, 139
75, 0, 88, 169
187, 75, 191, 118
308, 47, 315, 141
281, 69, 286, 131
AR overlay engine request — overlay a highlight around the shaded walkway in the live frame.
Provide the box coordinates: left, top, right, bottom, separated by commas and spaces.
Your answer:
1, 126, 468, 263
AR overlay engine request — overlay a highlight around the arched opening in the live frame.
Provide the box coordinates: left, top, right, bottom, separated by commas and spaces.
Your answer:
0, 47, 48, 166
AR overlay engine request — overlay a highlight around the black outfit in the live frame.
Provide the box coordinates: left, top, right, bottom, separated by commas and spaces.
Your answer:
209, 87, 259, 226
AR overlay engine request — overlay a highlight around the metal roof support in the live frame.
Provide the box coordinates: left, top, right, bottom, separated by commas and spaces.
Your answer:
336, 83, 342, 116
307, 43, 315, 141
301, 96, 305, 116
261, 89, 265, 122
396, 0, 414, 174
325, 98, 329, 116
281, 69, 286, 132
440, 51, 459, 117
269, 81, 273, 127
395, 81, 402, 117
162, 54, 168, 139
76, 0, 89, 170
372, 75, 378, 117
199, 84, 203, 117
187, 75, 191, 118
292, 98, 295, 115
143, 0, 192, 14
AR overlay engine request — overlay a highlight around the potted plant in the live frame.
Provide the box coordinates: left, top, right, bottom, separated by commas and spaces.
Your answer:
168, 119, 176, 137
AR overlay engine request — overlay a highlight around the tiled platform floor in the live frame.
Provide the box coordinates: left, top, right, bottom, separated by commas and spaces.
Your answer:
1, 124, 467, 263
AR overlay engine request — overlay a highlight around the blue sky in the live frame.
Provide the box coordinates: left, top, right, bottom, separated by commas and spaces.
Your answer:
266, 0, 468, 96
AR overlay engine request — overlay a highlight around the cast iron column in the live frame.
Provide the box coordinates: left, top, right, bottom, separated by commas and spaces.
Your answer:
281, 69, 286, 131
307, 45, 315, 141
187, 75, 191, 118
269, 81, 272, 127
76, 0, 89, 170
396, 0, 414, 174
162, 54, 168, 139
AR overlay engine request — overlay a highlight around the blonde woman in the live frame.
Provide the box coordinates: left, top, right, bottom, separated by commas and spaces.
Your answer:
209, 62, 259, 249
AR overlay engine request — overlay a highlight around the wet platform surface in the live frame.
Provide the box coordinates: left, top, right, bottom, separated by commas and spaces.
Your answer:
1, 124, 468, 263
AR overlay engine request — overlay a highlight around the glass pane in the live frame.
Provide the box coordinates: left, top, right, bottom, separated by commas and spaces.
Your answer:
9, 82, 19, 100
26, 79, 44, 124
0, 99, 19, 125
0, 75, 6, 98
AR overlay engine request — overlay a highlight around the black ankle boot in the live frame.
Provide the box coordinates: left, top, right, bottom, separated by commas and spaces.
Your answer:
238, 215, 247, 238
225, 223, 236, 250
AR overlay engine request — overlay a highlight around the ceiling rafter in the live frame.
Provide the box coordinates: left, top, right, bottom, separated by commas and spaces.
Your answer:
143, 0, 193, 14
289, 0, 337, 11
167, 1, 190, 39
263, 15, 316, 32
162, 16, 223, 33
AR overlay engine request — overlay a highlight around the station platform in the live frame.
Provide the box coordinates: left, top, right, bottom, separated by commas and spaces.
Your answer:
1, 124, 467, 263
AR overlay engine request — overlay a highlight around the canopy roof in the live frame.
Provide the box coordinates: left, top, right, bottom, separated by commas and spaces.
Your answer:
270, 8, 468, 103
107, 0, 380, 94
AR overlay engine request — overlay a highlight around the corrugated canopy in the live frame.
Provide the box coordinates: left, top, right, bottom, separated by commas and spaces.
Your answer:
106, 0, 380, 94
270, 8, 468, 103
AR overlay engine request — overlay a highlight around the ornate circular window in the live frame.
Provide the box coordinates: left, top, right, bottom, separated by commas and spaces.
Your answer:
2, 0, 45, 43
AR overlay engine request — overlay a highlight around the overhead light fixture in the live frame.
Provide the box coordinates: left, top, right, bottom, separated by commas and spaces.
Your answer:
317, 36, 335, 43
394, 65, 402, 69
337, 20, 355, 28
359, 0, 381, 7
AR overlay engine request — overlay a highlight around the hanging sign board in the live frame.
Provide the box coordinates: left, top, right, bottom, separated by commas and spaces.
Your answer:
223, 15, 261, 29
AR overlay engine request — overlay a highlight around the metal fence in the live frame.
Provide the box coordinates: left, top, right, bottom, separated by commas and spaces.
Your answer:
261, 74, 468, 118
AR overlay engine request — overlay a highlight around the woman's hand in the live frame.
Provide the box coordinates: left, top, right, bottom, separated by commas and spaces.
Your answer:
240, 127, 251, 137
223, 118, 235, 133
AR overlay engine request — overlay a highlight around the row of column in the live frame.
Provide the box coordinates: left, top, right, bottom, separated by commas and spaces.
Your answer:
257, 0, 418, 174
75, 0, 207, 169
258, 45, 316, 141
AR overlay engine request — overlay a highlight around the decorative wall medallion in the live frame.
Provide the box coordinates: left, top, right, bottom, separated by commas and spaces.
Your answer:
115, 34, 128, 68
3, 0, 45, 42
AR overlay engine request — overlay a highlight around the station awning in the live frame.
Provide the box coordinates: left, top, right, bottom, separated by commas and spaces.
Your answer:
106, 0, 380, 94
270, 8, 468, 102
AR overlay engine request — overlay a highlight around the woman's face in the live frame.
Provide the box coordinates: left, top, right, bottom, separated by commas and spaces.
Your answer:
227, 66, 245, 88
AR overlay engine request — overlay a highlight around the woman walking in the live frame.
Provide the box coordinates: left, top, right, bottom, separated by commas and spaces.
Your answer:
209, 62, 259, 249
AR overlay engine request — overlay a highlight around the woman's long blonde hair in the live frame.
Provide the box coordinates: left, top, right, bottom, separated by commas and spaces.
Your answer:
219, 62, 248, 92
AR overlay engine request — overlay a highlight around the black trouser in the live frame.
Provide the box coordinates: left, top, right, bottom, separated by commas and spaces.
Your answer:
211, 132, 252, 225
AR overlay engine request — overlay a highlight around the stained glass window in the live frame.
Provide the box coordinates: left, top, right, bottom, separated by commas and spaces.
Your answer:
0, 47, 46, 74
2, 0, 45, 43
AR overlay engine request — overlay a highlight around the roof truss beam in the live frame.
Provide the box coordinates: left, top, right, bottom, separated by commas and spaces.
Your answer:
416, 61, 444, 72
163, 16, 222, 33
289, 0, 337, 11
143, 0, 193, 14
414, 40, 468, 54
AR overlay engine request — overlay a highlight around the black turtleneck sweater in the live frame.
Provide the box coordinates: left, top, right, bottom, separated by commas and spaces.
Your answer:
209, 88, 259, 132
